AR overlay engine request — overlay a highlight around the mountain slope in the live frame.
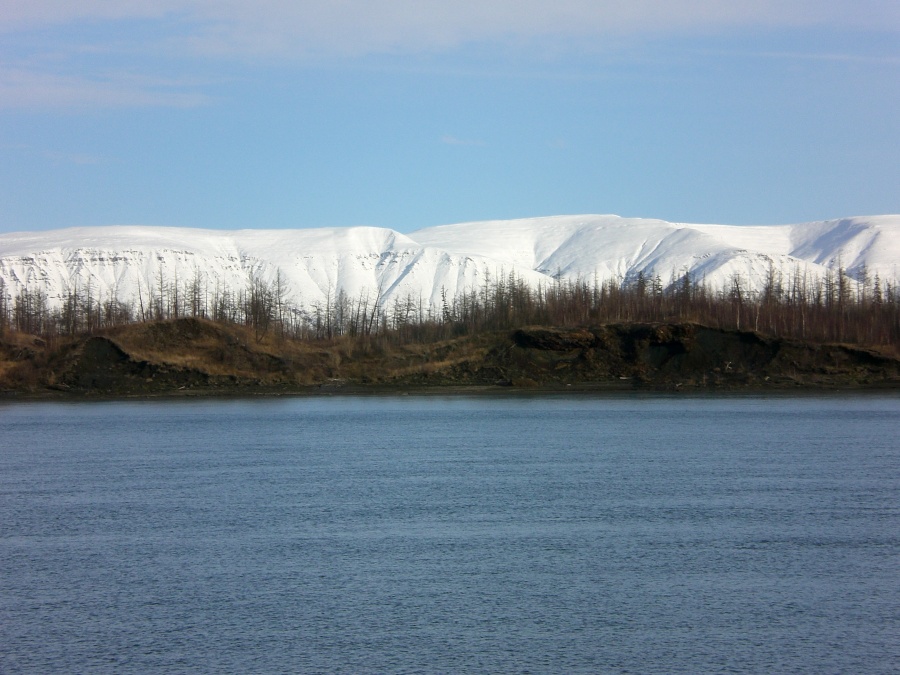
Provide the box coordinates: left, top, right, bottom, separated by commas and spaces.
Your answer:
1, 214, 897, 313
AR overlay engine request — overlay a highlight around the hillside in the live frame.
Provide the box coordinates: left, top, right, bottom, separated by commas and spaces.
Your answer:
2, 215, 898, 318
2, 318, 898, 398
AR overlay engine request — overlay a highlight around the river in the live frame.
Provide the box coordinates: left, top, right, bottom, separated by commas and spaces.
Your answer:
1, 394, 898, 673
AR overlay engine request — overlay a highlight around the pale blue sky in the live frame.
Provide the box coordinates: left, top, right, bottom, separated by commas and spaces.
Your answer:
1, 1, 898, 234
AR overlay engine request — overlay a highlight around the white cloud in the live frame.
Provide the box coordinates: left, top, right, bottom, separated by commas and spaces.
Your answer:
441, 135, 485, 147
0, 67, 210, 109
2, 1, 897, 59
754, 51, 900, 66
2, 1, 895, 109
3, 142, 107, 165
158, 1, 900, 59
0, 1, 184, 27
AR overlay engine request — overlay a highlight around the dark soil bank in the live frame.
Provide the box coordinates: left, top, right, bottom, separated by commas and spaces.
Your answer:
2, 319, 899, 398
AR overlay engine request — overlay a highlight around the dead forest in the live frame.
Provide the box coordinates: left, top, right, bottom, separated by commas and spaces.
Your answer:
2, 265, 898, 351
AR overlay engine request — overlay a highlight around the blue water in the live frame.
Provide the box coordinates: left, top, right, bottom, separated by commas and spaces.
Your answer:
1, 394, 898, 673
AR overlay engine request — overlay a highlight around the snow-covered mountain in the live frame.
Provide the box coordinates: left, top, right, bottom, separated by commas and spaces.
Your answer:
1, 214, 898, 313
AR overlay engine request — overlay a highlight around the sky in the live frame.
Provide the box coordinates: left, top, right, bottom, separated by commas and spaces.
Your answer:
0, 1, 898, 234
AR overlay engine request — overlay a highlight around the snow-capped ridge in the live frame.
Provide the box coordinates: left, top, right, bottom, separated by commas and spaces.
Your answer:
1, 214, 898, 314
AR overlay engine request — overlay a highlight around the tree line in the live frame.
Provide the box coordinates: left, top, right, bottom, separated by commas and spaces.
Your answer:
1, 263, 898, 350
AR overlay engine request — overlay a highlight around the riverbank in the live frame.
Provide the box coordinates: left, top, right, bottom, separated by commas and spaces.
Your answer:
2, 318, 899, 399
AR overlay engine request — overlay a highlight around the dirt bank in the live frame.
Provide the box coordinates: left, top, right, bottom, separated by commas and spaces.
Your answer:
1, 318, 898, 398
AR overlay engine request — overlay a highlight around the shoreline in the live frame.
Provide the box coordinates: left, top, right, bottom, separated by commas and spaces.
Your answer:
4, 378, 899, 403
4, 319, 899, 402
